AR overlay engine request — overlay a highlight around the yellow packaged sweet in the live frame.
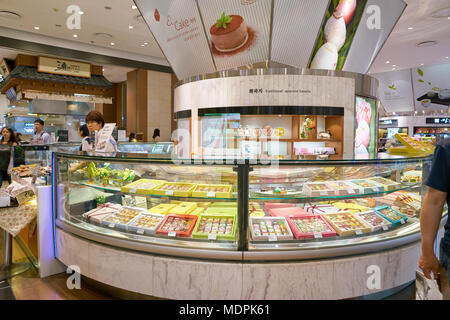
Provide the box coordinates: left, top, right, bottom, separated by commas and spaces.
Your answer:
148, 204, 177, 215
250, 210, 266, 217
188, 207, 205, 216
152, 182, 196, 197
192, 184, 232, 198
196, 202, 212, 208
170, 202, 198, 215
332, 202, 370, 214
205, 207, 237, 216
121, 179, 166, 194
210, 202, 237, 208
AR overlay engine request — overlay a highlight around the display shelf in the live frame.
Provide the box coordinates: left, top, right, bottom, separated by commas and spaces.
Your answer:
71, 181, 238, 201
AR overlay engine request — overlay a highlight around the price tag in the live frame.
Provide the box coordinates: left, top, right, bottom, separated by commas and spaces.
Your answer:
136, 229, 145, 235
168, 231, 176, 237
108, 223, 115, 228
400, 219, 405, 225
206, 192, 216, 198
165, 190, 174, 196
129, 188, 137, 194
268, 235, 278, 242
314, 232, 323, 239
320, 191, 328, 196
355, 229, 362, 235
382, 225, 389, 231
208, 234, 217, 240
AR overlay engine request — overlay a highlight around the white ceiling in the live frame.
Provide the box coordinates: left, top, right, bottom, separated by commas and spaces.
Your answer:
0, 0, 448, 77
0, 0, 165, 59
369, 0, 450, 74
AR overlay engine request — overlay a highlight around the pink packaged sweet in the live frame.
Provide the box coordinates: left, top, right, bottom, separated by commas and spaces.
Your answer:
268, 207, 309, 218
264, 203, 294, 212
302, 182, 335, 197
286, 214, 337, 240
303, 203, 340, 215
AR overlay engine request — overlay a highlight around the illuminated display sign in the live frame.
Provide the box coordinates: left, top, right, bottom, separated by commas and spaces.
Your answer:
379, 119, 398, 126
426, 118, 450, 124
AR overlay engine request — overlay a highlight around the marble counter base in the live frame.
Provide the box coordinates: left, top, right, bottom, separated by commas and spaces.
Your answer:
56, 228, 420, 300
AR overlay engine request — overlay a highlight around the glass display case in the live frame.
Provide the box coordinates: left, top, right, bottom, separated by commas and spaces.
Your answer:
53, 151, 445, 260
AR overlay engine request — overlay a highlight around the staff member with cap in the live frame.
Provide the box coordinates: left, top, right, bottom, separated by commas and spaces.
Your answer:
31, 119, 51, 145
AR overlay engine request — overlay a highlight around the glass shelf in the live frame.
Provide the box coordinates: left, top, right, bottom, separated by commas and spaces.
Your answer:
72, 181, 238, 201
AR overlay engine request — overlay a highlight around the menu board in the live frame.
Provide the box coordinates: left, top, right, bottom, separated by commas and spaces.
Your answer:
135, 0, 216, 80
197, 0, 272, 71
354, 96, 377, 158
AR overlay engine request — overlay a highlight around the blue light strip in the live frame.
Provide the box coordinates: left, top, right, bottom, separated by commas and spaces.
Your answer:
51, 152, 57, 258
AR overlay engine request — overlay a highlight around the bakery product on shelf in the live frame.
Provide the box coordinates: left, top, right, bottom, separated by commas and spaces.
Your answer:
156, 214, 197, 237
250, 217, 293, 241
287, 215, 336, 239
82, 203, 122, 223
127, 213, 165, 234
354, 210, 392, 231
268, 207, 309, 218
192, 184, 232, 198
103, 207, 143, 229
322, 212, 371, 236
374, 206, 407, 226
196, 217, 234, 235
210, 13, 248, 52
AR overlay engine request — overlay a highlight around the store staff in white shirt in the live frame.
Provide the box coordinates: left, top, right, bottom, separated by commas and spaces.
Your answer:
31, 119, 51, 145
83, 111, 118, 153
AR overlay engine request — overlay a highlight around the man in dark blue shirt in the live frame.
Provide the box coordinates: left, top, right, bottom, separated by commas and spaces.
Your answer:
419, 139, 450, 299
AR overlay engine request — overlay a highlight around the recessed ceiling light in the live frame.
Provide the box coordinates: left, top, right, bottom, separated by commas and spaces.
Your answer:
102, 68, 105, 72
392, 64, 397, 67
131, 5, 137, 9
110, 42, 115, 45
392, 67, 396, 70
104, 6, 112, 10
416, 41, 437, 47
128, 25, 133, 29
141, 44, 145, 47
79, 11, 84, 15
55, 24, 62, 27
73, 34, 78, 38
144, 42, 148, 45
420, 63, 424, 66
34, 26, 40, 30
446, 56, 450, 59
408, 27, 413, 30
386, 61, 390, 64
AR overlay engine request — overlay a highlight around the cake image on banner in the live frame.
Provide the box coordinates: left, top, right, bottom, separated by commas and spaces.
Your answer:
310, 0, 367, 71
412, 64, 450, 111
197, 0, 271, 71
354, 96, 377, 158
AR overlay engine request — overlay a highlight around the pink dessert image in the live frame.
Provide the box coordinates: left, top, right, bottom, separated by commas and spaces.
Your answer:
210, 13, 248, 52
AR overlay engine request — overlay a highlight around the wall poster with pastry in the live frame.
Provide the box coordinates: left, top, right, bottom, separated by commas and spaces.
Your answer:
354, 96, 377, 158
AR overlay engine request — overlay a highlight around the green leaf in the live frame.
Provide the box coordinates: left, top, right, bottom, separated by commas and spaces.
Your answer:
417, 68, 424, 77
428, 82, 431, 86
418, 79, 424, 83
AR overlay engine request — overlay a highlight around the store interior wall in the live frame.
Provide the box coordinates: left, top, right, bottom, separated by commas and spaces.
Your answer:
0, 94, 8, 127
147, 70, 172, 142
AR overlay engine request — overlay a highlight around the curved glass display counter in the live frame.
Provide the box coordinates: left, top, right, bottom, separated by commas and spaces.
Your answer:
52, 151, 448, 299
52, 152, 446, 260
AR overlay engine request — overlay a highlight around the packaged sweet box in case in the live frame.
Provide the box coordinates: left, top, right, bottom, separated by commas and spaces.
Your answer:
0, 189, 10, 207
249, 216, 293, 241
286, 214, 337, 240
368, 177, 401, 192
192, 214, 236, 241
170, 202, 197, 215
192, 184, 232, 198
127, 212, 165, 235
322, 212, 372, 237
82, 203, 122, 224
156, 214, 197, 238
303, 203, 340, 215
102, 206, 144, 230
353, 210, 392, 232
302, 182, 335, 197
332, 202, 371, 214
148, 203, 177, 215
374, 205, 408, 226
268, 206, 309, 218
349, 179, 383, 194
120, 179, 165, 194
151, 182, 197, 197
324, 181, 361, 196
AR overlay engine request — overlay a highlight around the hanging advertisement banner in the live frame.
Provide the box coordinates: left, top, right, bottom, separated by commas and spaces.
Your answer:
412, 63, 450, 112
373, 69, 415, 113
135, 0, 216, 80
